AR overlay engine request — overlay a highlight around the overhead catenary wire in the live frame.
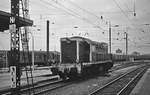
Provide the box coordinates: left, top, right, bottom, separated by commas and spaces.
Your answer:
33, 0, 140, 49
112, 0, 142, 34
112, 0, 134, 25
32, 0, 121, 34
123, 0, 132, 12
30, 0, 150, 53
51, 0, 105, 30
64, 0, 112, 32
112, 0, 147, 35
65, 0, 103, 22
39, 0, 105, 31
112, 0, 150, 48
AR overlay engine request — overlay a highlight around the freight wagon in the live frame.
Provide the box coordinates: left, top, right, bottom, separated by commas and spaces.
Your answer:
0, 50, 60, 68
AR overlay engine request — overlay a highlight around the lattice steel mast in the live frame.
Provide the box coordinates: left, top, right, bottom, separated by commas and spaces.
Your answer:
9, 0, 21, 94
10, 0, 34, 94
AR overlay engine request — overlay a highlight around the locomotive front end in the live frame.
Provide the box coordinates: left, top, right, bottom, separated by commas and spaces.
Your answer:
51, 37, 83, 79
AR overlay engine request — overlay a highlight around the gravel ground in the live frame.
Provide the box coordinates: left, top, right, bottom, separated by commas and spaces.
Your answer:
44, 65, 138, 95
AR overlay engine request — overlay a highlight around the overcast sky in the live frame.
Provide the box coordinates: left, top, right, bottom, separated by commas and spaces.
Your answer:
0, 0, 150, 54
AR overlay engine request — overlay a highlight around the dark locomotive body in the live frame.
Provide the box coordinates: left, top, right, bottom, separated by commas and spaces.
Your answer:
51, 36, 113, 79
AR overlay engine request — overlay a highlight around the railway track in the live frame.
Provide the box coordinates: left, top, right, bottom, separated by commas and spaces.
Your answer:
25, 64, 146, 95
3, 79, 64, 95
110, 61, 145, 72
0, 76, 60, 95
1, 63, 147, 95
89, 65, 149, 95
21, 79, 68, 95
32, 80, 73, 95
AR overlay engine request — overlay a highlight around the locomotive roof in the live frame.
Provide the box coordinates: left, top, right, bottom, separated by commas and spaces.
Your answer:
61, 36, 108, 46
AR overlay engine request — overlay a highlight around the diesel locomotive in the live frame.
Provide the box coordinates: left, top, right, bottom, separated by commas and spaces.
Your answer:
51, 36, 113, 79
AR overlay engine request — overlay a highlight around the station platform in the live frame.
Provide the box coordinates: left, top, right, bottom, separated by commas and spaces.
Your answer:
130, 68, 150, 95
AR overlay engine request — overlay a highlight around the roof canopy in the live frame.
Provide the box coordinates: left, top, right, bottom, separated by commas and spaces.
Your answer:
0, 10, 33, 31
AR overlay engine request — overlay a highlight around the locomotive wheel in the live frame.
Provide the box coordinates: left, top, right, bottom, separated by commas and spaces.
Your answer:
81, 68, 87, 77
58, 71, 67, 80
69, 68, 78, 79
98, 66, 104, 72
51, 68, 58, 75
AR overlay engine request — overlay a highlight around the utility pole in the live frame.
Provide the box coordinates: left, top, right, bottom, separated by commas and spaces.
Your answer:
9, 0, 20, 94
125, 32, 128, 60
109, 21, 111, 54
47, 20, 50, 65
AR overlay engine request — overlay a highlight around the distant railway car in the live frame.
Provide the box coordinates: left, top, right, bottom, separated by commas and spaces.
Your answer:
19, 51, 60, 66
51, 36, 113, 79
112, 54, 127, 61
3, 50, 60, 68
135, 54, 150, 60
